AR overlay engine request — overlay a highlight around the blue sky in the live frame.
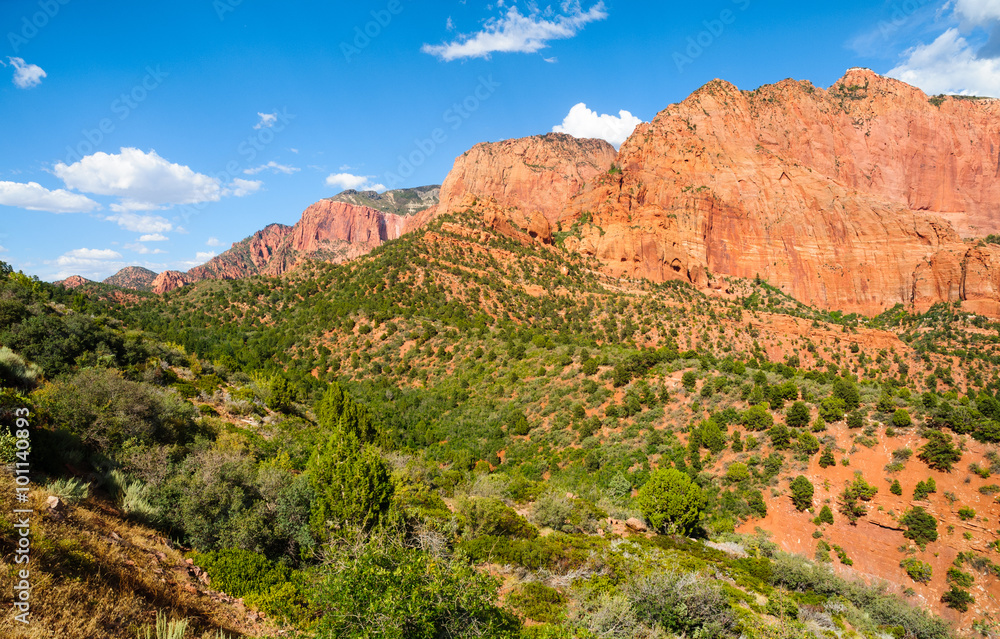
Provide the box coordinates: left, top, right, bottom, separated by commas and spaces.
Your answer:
2, 0, 998, 281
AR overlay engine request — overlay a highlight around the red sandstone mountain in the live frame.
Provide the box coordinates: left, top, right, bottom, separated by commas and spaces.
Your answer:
102, 266, 157, 292
138, 187, 440, 293
54, 275, 93, 289
435, 69, 1000, 317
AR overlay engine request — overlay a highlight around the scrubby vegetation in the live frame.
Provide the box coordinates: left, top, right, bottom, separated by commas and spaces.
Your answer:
2, 209, 998, 639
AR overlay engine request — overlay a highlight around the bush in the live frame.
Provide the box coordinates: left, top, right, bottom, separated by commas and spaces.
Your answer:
816, 505, 834, 525
681, 371, 697, 392
35, 368, 197, 456
785, 401, 810, 428
832, 378, 861, 411
941, 587, 974, 612
506, 582, 566, 624
466, 498, 538, 539
311, 534, 520, 638
307, 428, 394, 537
913, 477, 937, 500
637, 468, 707, 535
819, 397, 846, 423
957, 506, 976, 521
946, 567, 974, 588
725, 462, 750, 484
900, 558, 933, 584
624, 569, 738, 638
891, 409, 913, 428
818, 448, 835, 468
741, 404, 773, 431
44, 477, 89, 505
890, 479, 902, 495
918, 431, 962, 472
901, 507, 938, 547
790, 476, 814, 512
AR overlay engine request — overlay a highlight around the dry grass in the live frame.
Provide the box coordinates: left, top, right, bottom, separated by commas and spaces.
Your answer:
0, 474, 284, 638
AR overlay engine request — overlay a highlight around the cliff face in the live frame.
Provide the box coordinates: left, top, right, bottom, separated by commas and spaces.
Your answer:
571, 69, 1000, 315
435, 70, 1000, 316
145, 187, 440, 293
437, 132, 617, 230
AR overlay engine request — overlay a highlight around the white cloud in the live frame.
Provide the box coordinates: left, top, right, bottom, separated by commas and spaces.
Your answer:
254, 112, 277, 129
6, 57, 46, 89
0, 245, 6, 253
955, 0, 1000, 25
176, 251, 217, 269
888, 28, 1000, 97
54, 147, 222, 211
105, 212, 173, 233
325, 173, 386, 192
226, 178, 263, 197
553, 103, 643, 148
125, 243, 166, 255
0, 180, 100, 213
244, 161, 300, 175
138, 233, 168, 242
206, 237, 222, 247
422, 2, 608, 61
196, 251, 216, 262
49, 248, 127, 280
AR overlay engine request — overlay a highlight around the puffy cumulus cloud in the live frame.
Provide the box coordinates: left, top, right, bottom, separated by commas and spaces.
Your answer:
206, 237, 223, 247
889, 28, 1000, 97
49, 247, 128, 280
244, 161, 300, 175
176, 251, 217, 269
5, 57, 46, 89
225, 178, 263, 197
325, 173, 386, 192
54, 148, 222, 211
138, 233, 168, 242
254, 112, 277, 129
422, 2, 607, 61
553, 103, 643, 148
105, 212, 173, 233
125, 243, 166, 255
955, 0, 1000, 25
0, 180, 100, 213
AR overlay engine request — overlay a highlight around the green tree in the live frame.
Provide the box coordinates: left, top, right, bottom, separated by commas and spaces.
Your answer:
741, 404, 773, 431
315, 382, 379, 444
307, 428, 393, 537
637, 468, 707, 535
816, 505, 834, 525
901, 506, 938, 547
769, 424, 791, 450
891, 409, 913, 429
818, 448, 836, 468
918, 431, 962, 472
700, 420, 727, 454
890, 479, 903, 496
790, 476, 814, 511
832, 378, 860, 411
818, 397, 846, 423
785, 401, 811, 428
796, 430, 820, 456
681, 371, 698, 392
913, 478, 937, 500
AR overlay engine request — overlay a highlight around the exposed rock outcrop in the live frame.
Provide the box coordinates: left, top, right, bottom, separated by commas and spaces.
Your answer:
102, 266, 158, 292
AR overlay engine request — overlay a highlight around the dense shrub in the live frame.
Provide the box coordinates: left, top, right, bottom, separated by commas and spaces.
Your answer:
918, 431, 962, 472
901, 507, 938, 547
465, 498, 538, 539
637, 468, 707, 535
506, 582, 566, 624
35, 368, 197, 455
789, 476, 814, 512
311, 534, 520, 638
900, 557, 932, 584
307, 428, 393, 537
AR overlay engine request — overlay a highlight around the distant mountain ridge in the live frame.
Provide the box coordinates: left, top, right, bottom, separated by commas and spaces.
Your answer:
102, 266, 158, 292
140, 185, 440, 293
